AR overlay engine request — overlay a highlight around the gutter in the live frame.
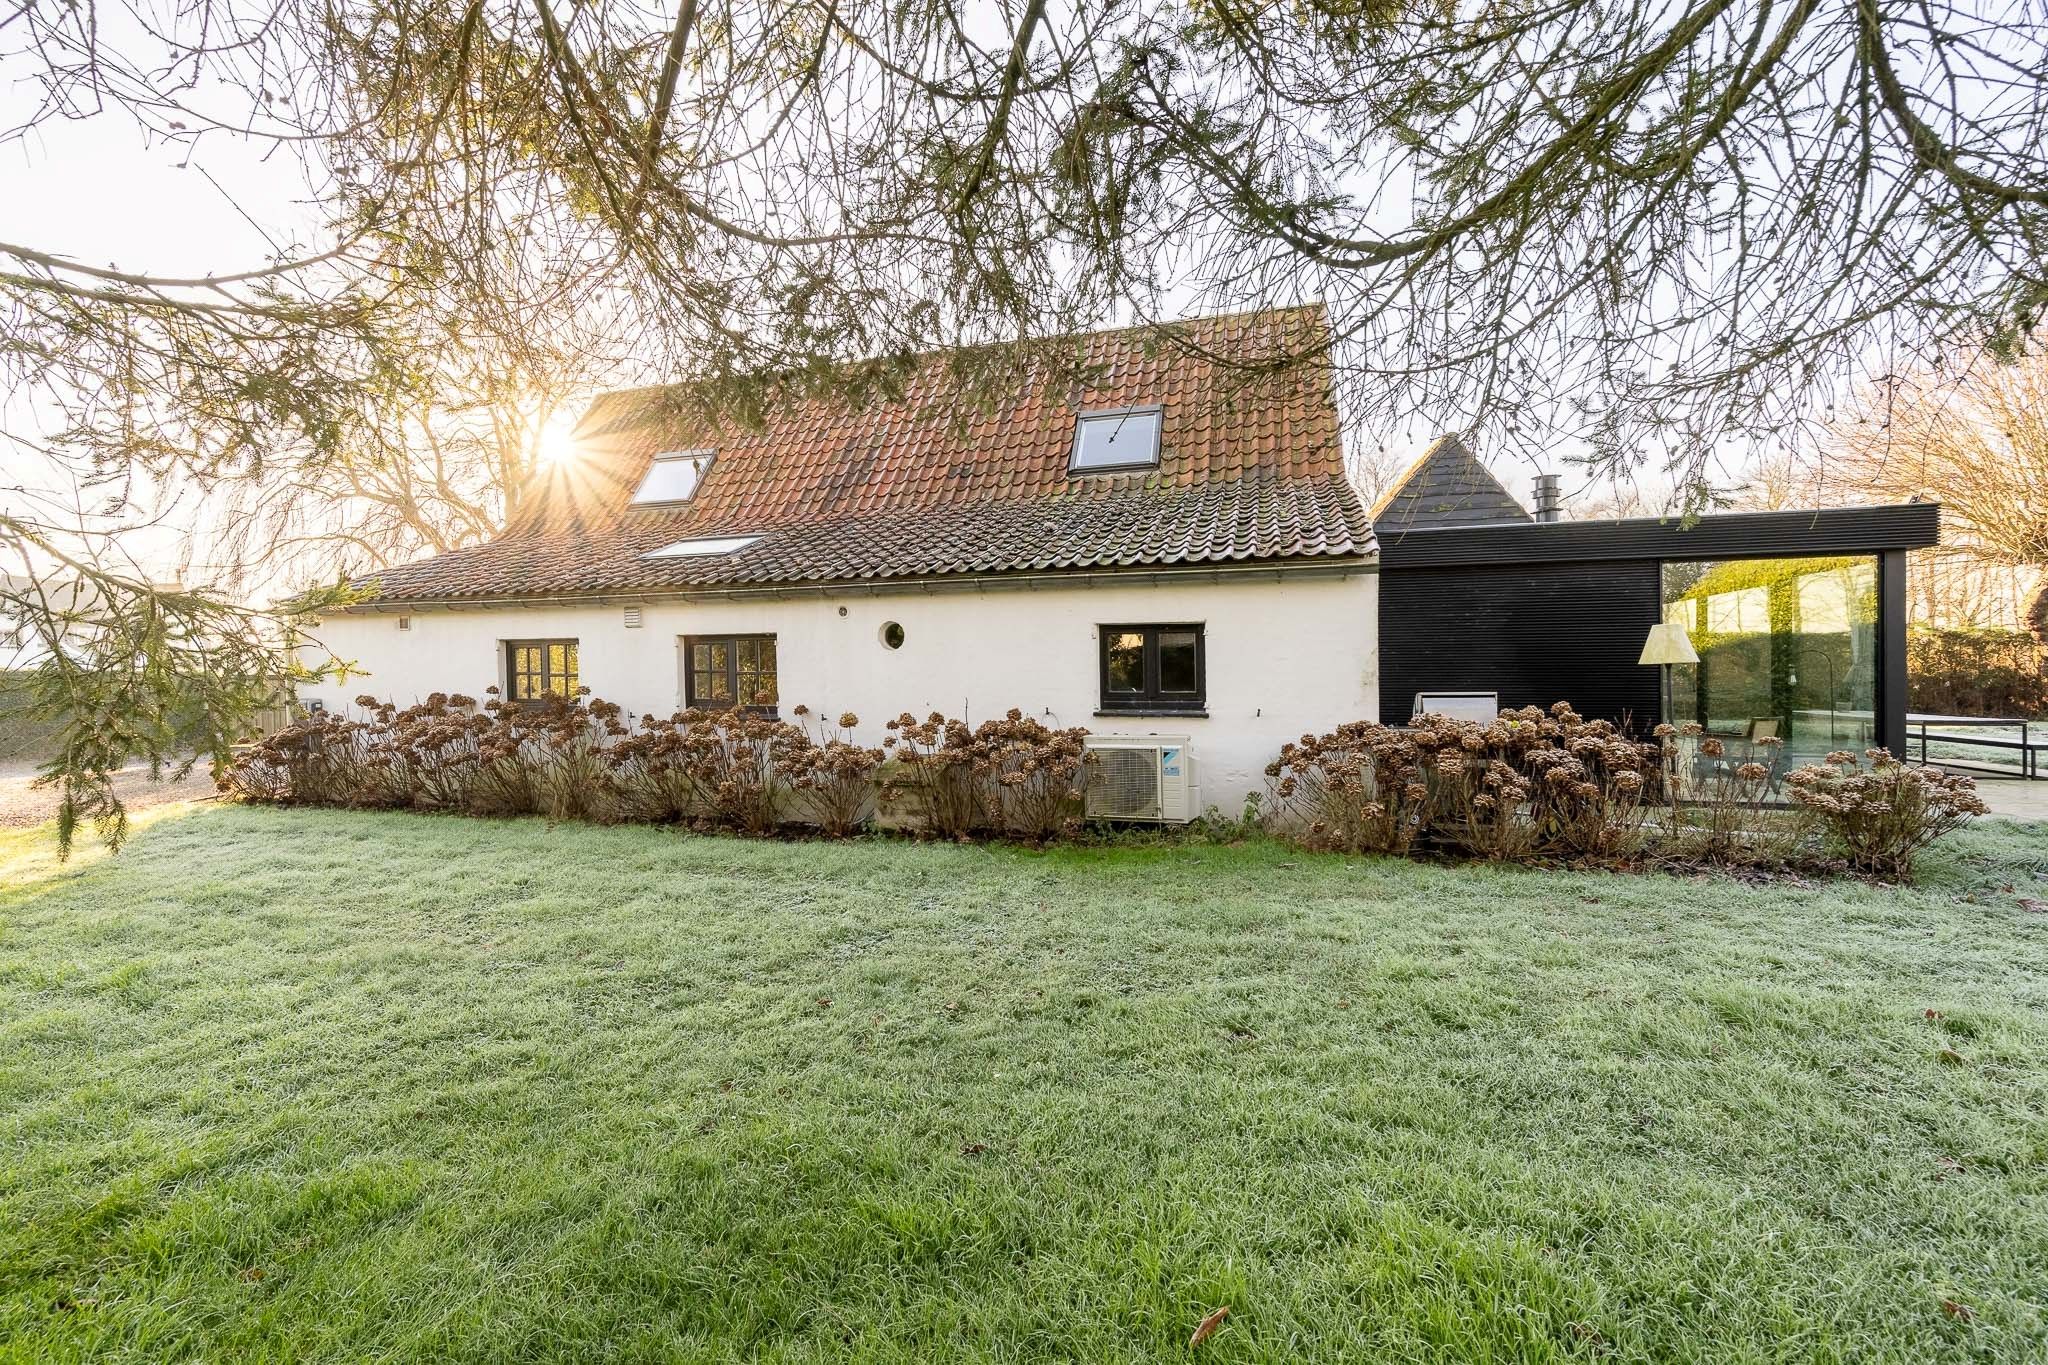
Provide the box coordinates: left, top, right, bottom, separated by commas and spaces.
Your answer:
337, 556, 1379, 613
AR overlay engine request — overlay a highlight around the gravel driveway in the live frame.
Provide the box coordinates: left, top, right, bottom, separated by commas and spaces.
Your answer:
0, 759, 220, 827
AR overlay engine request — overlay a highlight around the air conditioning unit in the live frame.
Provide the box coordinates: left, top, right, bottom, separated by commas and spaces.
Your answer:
1084, 735, 1199, 823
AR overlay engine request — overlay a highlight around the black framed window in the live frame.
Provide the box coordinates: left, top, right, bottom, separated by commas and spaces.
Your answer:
506, 638, 579, 702
685, 634, 778, 712
1099, 624, 1205, 714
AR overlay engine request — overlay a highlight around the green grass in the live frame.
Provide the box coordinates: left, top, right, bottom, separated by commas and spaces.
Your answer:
3, 806, 2046, 1363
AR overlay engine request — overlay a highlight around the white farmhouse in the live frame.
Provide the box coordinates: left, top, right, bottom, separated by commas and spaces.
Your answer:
301, 306, 1380, 811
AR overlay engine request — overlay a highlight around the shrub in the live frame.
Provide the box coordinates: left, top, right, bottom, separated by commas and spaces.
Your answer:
882, 712, 985, 839
221, 711, 342, 805
978, 709, 1092, 840
1267, 704, 1661, 863
463, 691, 628, 821
1908, 625, 2048, 718
1265, 721, 1430, 855
1654, 723, 1814, 868
227, 694, 1084, 843
774, 709, 885, 837
605, 711, 702, 823
1415, 744, 1540, 861
223, 690, 633, 820
385, 692, 489, 811
882, 709, 1092, 840
607, 707, 800, 833
1786, 748, 1989, 879
1265, 710, 1986, 879
224, 702, 413, 808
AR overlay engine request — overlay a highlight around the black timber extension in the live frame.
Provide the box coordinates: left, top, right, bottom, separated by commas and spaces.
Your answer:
1375, 503, 1941, 755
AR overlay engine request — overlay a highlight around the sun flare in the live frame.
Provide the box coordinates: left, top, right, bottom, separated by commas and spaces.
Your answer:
535, 409, 584, 468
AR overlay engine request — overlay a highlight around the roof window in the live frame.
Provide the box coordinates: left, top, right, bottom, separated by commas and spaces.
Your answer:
632, 449, 716, 505
1068, 407, 1162, 474
642, 534, 761, 559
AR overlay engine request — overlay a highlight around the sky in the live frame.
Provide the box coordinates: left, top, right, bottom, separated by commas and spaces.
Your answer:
0, 68, 325, 584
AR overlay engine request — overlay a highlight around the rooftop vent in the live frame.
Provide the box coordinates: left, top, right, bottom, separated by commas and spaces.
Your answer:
1533, 473, 1562, 522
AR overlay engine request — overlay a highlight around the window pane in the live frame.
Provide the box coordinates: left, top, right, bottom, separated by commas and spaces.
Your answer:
631, 450, 715, 504
1069, 410, 1161, 472
1157, 630, 1199, 693
1106, 632, 1145, 692
644, 534, 760, 558
687, 636, 778, 709
509, 645, 534, 699
689, 637, 737, 707
1661, 558, 1877, 795
733, 636, 777, 707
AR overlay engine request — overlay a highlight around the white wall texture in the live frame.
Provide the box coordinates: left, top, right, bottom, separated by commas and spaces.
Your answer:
302, 571, 1378, 814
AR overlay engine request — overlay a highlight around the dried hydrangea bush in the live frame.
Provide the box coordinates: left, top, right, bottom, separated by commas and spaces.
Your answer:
1268, 704, 1988, 880
1268, 704, 1661, 863
226, 694, 1090, 842
1786, 749, 1991, 879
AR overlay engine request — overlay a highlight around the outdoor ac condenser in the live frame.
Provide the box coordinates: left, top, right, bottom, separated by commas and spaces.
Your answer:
1083, 735, 1199, 823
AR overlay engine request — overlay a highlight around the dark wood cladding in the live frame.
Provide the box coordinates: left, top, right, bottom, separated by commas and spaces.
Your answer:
1376, 502, 1940, 568
1378, 560, 1665, 730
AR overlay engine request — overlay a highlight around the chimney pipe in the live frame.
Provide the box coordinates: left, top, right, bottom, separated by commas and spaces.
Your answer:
1533, 473, 1562, 522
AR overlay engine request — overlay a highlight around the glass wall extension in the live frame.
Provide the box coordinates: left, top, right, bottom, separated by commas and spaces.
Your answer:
1660, 556, 1878, 794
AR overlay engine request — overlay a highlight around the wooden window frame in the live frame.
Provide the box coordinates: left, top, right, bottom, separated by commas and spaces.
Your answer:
1097, 623, 1206, 716
683, 633, 780, 714
504, 638, 579, 704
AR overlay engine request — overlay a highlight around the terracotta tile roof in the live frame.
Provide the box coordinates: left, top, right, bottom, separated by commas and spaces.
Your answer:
359, 305, 1375, 603
1370, 433, 1531, 532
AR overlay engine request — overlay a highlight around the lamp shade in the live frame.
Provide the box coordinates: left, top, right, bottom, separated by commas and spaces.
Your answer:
1638, 622, 1699, 666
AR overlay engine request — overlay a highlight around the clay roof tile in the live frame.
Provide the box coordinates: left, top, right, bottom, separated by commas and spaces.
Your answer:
360, 306, 1375, 603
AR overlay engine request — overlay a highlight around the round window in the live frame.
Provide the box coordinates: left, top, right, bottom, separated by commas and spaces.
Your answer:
880, 621, 905, 650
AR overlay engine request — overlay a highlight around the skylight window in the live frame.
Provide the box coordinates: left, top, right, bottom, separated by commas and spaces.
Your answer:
1068, 407, 1163, 474
642, 534, 762, 559
632, 449, 716, 505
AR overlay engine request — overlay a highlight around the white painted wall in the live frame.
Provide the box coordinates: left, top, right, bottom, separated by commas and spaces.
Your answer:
300, 572, 1379, 814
